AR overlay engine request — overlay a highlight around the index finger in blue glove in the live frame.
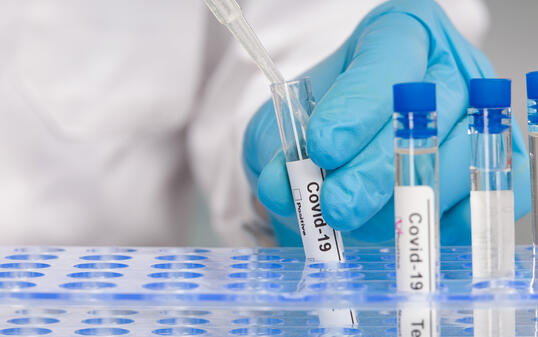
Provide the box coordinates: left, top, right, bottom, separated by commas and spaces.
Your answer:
307, 13, 429, 170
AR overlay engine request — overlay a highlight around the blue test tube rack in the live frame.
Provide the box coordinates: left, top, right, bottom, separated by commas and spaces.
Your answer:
0, 246, 536, 336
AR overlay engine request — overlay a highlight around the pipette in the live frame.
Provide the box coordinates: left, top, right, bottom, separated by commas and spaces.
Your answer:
202, 0, 310, 129
203, 0, 284, 85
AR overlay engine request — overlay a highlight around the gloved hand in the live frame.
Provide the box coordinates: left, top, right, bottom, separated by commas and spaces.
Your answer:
243, 0, 530, 246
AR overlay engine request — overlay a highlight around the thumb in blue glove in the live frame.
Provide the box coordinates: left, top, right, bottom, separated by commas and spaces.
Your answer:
243, 0, 530, 246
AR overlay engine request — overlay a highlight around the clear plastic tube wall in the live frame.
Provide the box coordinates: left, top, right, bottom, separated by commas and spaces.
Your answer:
271, 77, 356, 326
270, 78, 345, 263
393, 83, 440, 293
393, 82, 440, 337
527, 71, 538, 251
468, 79, 514, 281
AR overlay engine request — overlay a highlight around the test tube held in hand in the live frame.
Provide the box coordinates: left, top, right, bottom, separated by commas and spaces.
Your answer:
393, 82, 440, 337
271, 78, 356, 327
271, 78, 345, 263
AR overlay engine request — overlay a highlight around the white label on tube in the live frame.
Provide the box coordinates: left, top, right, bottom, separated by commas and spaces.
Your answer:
470, 190, 515, 279
398, 308, 438, 337
318, 308, 357, 327
395, 185, 437, 293
286, 158, 344, 262
473, 308, 515, 337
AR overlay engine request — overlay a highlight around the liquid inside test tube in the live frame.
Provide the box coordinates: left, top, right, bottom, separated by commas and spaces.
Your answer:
393, 82, 440, 337
468, 78, 515, 281
270, 78, 356, 326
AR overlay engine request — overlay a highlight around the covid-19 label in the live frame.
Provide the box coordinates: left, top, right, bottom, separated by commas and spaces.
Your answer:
395, 185, 438, 293
286, 159, 344, 262
287, 159, 355, 326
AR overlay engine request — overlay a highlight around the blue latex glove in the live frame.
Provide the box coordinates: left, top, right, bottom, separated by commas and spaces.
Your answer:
243, 0, 531, 247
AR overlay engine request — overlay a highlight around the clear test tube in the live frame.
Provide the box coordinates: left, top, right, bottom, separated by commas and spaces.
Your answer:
527, 71, 538, 252
393, 82, 440, 293
468, 78, 514, 281
469, 78, 515, 337
393, 82, 440, 337
271, 78, 356, 327
527, 72, 538, 304
270, 78, 345, 263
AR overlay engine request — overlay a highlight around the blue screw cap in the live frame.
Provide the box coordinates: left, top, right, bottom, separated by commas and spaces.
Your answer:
393, 82, 436, 112
527, 71, 538, 100
393, 82, 436, 139
469, 78, 511, 108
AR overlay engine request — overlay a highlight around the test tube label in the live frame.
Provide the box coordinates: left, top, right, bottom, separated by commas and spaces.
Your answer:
395, 185, 437, 293
318, 308, 357, 327
286, 158, 344, 262
473, 308, 515, 337
470, 190, 515, 279
398, 308, 439, 337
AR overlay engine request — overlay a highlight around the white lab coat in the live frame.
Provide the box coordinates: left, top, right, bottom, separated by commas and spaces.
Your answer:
0, 0, 488, 246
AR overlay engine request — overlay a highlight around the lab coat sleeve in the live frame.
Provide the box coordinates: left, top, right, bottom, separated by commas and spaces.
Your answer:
188, 0, 489, 246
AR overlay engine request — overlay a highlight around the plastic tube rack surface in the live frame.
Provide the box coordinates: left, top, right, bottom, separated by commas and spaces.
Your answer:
0, 246, 536, 336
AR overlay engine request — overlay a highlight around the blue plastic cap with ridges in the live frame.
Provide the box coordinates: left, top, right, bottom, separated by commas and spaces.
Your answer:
393, 82, 436, 112
469, 78, 511, 108
469, 108, 509, 134
527, 71, 538, 100
393, 82, 436, 139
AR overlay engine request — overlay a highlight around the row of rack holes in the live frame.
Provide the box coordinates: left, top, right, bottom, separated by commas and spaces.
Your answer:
8, 311, 430, 325
228, 254, 471, 262
0, 256, 475, 268
227, 254, 475, 262
2, 247, 484, 255
10, 308, 408, 317
2, 254, 214, 262
0, 327, 360, 336
0, 276, 471, 291
8, 315, 434, 327
0, 280, 209, 290
0, 270, 466, 281
0, 326, 372, 336
5, 247, 210, 252
0, 261, 477, 272
9, 316, 406, 327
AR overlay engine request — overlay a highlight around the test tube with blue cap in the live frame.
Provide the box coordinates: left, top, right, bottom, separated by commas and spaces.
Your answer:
393, 82, 440, 337
468, 78, 515, 337
393, 82, 440, 293
527, 71, 538, 253
468, 78, 515, 281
